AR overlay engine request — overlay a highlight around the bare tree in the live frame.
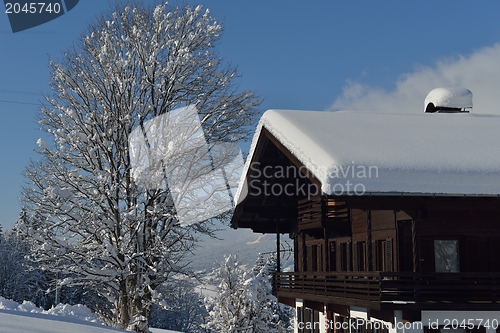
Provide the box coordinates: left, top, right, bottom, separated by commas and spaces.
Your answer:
18, 2, 259, 332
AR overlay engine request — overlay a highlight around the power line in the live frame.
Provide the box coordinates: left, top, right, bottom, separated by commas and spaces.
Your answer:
0, 89, 43, 106
0, 99, 40, 106
0, 89, 43, 96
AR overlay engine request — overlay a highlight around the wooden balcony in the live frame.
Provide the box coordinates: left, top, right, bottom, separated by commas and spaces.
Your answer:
273, 271, 500, 311
298, 196, 350, 231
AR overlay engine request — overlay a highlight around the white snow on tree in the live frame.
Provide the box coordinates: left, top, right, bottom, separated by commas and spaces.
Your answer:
204, 255, 255, 333
0, 211, 52, 309
18, 2, 260, 332
149, 278, 208, 333
204, 254, 294, 333
253, 253, 295, 333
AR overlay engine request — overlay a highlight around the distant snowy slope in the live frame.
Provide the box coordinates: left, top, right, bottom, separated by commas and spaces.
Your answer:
190, 226, 284, 272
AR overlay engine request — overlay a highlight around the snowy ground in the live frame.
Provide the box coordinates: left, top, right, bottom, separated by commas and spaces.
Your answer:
0, 310, 123, 333
0, 298, 182, 333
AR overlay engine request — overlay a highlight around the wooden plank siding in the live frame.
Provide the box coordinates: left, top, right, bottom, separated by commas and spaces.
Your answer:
371, 210, 396, 231
286, 194, 500, 312
298, 201, 500, 273
351, 209, 367, 235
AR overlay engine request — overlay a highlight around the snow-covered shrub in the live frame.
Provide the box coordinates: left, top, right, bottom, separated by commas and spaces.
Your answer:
203, 254, 294, 333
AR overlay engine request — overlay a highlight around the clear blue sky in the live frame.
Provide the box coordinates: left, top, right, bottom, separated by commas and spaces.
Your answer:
2, 0, 500, 229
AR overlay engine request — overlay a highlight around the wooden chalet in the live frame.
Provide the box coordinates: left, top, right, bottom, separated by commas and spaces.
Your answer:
231, 89, 500, 333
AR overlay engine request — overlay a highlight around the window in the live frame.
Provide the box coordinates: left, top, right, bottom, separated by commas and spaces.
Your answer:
384, 238, 394, 272
338, 242, 352, 271
376, 239, 393, 272
352, 242, 367, 271
306, 244, 323, 271
311, 245, 318, 271
313, 310, 320, 333
297, 307, 304, 333
303, 244, 308, 272
306, 245, 312, 271
314, 244, 323, 271
334, 315, 347, 333
299, 308, 320, 333
434, 240, 460, 272
329, 241, 336, 271
359, 242, 367, 271
376, 240, 385, 271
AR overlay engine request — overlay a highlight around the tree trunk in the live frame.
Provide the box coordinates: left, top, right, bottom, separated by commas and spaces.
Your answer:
118, 279, 130, 329
131, 292, 152, 333
126, 273, 152, 333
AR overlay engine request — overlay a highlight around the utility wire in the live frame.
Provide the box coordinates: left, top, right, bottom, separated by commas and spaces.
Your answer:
0, 89, 43, 105
0, 89, 43, 96
0, 99, 40, 106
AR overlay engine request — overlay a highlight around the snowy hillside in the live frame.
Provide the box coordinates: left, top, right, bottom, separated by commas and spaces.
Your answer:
0, 298, 182, 333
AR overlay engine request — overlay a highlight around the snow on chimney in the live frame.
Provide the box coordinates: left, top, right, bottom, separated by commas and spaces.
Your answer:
424, 87, 472, 113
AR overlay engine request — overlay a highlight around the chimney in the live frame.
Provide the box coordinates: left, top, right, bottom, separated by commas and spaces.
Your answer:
424, 88, 472, 113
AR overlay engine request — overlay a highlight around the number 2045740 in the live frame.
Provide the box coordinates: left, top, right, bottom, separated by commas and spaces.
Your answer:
5, 2, 62, 14
442, 319, 499, 330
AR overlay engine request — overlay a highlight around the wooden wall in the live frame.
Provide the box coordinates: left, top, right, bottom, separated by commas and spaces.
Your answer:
417, 210, 500, 273
294, 204, 500, 274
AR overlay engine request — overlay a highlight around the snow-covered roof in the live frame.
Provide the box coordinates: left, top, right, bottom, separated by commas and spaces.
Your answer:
239, 110, 500, 198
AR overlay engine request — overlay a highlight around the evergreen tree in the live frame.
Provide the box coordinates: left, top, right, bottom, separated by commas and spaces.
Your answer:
204, 254, 294, 333
0, 222, 51, 309
254, 253, 294, 333
150, 279, 208, 333
204, 255, 255, 333
252, 253, 266, 276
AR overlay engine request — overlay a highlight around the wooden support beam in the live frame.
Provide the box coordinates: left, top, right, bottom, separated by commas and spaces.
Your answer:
367, 210, 372, 271
304, 300, 324, 312
369, 309, 395, 324
277, 296, 296, 308
412, 219, 418, 273
326, 303, 349, 317
276, 226, 281, 273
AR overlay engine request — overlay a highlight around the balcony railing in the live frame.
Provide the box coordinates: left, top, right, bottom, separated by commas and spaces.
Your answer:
273, 271, 500, 310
